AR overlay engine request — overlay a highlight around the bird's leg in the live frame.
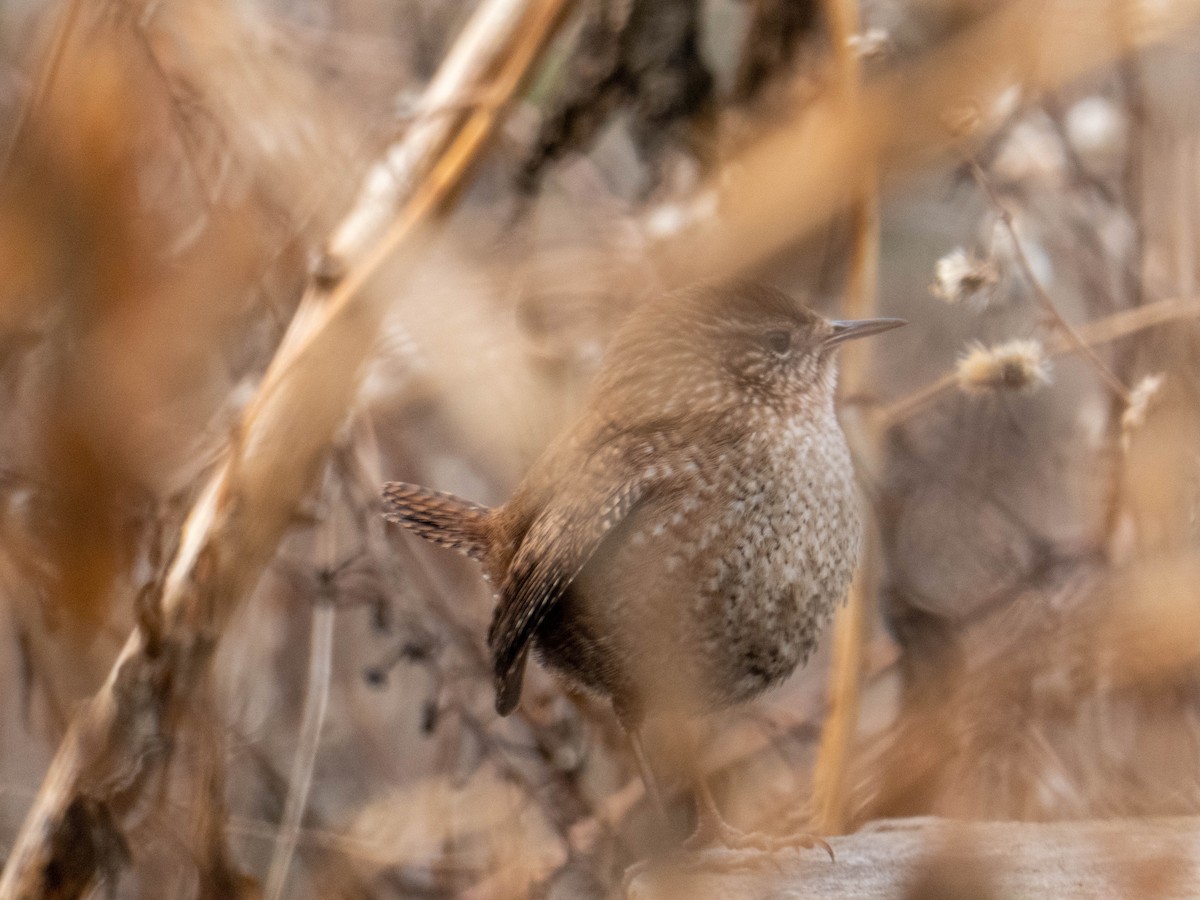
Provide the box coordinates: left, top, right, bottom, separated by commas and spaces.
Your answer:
685, 770, 736, 848
682, 730, 834, 860
628, 726, 669, 824
621, 720, 833, 896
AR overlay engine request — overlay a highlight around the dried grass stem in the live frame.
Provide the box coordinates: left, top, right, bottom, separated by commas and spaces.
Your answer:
968, 158, 1132, 402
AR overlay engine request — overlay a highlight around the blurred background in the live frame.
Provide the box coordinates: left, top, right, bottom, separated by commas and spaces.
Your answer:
1, 0, 1200, 897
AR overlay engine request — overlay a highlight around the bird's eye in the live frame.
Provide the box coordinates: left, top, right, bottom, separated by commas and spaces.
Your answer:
761, 329, 792, 356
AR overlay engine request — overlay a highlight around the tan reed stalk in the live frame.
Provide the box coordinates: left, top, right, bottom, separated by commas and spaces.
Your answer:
809, 0, 881, 838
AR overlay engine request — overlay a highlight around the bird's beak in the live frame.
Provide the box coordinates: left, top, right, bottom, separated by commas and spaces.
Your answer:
824, 317, 907, 348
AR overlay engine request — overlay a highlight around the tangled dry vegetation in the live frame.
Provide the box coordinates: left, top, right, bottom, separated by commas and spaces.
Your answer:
1, 0, 1200, 897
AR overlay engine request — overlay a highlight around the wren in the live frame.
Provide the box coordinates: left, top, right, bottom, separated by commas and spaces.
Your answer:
383, 280, 902, 840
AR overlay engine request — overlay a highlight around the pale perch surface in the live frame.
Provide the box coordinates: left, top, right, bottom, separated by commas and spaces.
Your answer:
626, 816, 1200, 898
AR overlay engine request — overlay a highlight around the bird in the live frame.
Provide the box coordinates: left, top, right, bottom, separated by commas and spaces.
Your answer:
382, 280, 903, 846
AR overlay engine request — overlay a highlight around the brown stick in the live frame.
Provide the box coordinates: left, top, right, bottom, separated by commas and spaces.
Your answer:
877, 298, 1200, 428
0, 2, 571, 897
809, 0, 882, 837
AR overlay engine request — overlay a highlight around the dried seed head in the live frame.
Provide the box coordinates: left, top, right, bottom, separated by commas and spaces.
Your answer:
956, 338, 1051, 394
848, 28, 891, 61
1121, 373, 1165, 450
932, 248, 999, 305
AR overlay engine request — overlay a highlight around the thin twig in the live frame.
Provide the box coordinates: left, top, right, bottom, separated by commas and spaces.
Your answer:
263, 552, 338, 900
968, 158, 1132, 402
129, 15, 222, 211
1099, 0, 1150, 548
0, 0, 84, 184
1117, 0, 1148, 315
877, 297, 1200, 428
190, 690, 251, 898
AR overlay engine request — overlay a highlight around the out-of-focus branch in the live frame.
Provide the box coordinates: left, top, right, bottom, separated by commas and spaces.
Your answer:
0, 1, 571, 897
0, 0, 83, 181
877, 297, 1200, 428
809, 0, 880, 838
263, 574, 336, 900
666, 0, 1200, 284
967, 158, 1131, 401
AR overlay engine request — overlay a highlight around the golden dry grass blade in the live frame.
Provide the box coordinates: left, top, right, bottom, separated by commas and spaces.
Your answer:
262, 598, 335, 900
809, 0, 882, 839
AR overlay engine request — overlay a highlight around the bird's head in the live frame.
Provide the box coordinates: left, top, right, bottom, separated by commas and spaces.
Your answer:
593, 280, 904, 420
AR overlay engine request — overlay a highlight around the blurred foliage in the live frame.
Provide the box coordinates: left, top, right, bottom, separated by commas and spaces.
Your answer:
0, 0, 1198, 897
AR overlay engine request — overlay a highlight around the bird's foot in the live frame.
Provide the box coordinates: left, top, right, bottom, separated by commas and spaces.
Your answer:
622, 816, 833, 895
684, 812, 835, 861
685, 782, 834, 862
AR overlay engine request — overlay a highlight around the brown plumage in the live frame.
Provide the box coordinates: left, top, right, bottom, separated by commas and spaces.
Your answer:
383, 280, 902, 836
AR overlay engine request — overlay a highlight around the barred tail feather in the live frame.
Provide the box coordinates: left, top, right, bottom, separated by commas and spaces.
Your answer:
382, 482, 492, 560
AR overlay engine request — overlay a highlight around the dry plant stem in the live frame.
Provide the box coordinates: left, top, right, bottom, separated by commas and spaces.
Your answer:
0, 2, 571, 897
1071, 297, 1200, 346
670, 0, 1200, 285
1117, 0, 1148, 314
224, 740, 416, 896
811, 558, 876, 835
189, 692, 249, 899
877, 298, 1200, 428
129, 18, 219, 210
810, 0, 880, 838
1172, 139, 1197, 313
262, 594, 336, 900
0, 0, 83, 181
1098, 3, 1149, 548
968, 158, 1132, 401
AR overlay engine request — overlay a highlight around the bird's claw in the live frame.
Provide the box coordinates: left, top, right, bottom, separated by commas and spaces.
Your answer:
623, 814, 834, 893
685, 809, 835, 861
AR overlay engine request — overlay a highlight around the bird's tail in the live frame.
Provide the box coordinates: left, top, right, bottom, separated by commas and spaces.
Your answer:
382, 482, 493, 561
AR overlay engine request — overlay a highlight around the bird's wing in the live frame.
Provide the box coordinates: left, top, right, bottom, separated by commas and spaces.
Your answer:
487, 436, 675, 715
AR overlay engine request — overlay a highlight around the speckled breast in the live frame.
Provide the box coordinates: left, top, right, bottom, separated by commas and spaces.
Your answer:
696, 409, 862, 708
540, 408, 859, 720
540, 406, 863, 717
